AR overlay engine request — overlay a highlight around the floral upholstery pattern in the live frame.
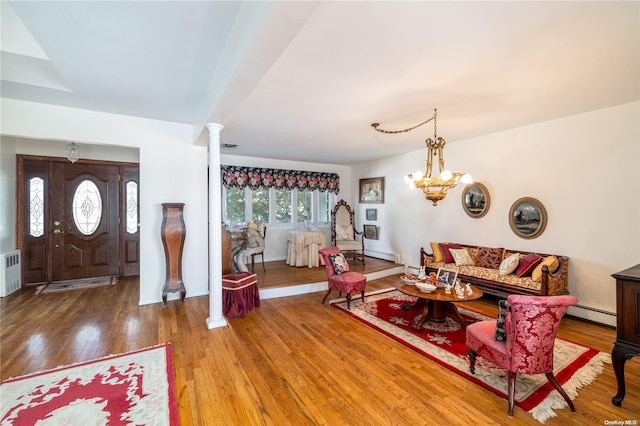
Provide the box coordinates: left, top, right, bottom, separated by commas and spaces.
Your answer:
221, 165, 340, 193
422, 244, 569, 296
466, 295, 578, 416
427, 261, 542, 291
319, 247, 366, 310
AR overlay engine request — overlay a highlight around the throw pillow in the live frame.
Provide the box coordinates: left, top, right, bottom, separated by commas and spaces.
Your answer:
430, 242, 444, 263
329, 253, 350, 274
475, 247, 504, 269
449, 248, 475, 266
336, 225, 354, 241
498, 253, 520, 275
494, 299, 509, 341
439, 243, 462, 264
531, 256, 560, 282
515, 253, 543, 278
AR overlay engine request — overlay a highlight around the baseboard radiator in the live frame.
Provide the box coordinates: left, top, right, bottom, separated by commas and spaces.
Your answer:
1, 250, 21, 297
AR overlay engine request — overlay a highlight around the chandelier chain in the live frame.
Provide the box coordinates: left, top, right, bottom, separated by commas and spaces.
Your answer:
371, 115, 435, 134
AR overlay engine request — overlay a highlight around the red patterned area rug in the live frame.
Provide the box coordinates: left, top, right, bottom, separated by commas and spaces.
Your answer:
331, 288, 609, 423
1, 344, 178, 425
36, 276, 117, 295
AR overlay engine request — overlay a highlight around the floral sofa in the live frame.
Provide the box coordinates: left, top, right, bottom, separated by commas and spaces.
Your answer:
420, 242, 569, 297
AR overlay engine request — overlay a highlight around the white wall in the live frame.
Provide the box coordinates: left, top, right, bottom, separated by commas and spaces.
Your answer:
0, 137, 17, 254
352, 102, 640, 325
0, 98, 209, 305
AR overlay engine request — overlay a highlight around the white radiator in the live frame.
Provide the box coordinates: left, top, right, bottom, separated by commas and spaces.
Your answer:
1, 250, 21, 297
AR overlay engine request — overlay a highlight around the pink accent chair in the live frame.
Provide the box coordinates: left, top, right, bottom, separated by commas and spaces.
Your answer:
466, 294, 578, 417
318, 247, 366, 310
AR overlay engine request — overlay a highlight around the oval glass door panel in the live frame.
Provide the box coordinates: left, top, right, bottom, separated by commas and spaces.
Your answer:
72, 179, 103, 235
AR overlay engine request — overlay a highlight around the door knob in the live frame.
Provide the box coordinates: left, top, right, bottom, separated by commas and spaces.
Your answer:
53, 229, 63, 234
54, 220, 61, 226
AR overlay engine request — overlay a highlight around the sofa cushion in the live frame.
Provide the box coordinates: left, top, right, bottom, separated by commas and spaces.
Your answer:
516, 253, 543, 277
531, 255, 560, 282
450, 248, 475, 266
337, 224, 354, 240
440, 243, 462, 263
329, 253, 350, 274
430, 242, 445, 263
498, 253, 520, 275
476, 247, 504, 269
494, 299, 509, 341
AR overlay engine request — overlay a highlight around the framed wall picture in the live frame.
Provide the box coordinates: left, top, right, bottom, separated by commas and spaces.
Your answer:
462, 182, 490, 218
365, 208, 377, 221
359, 177, 385, 204
509, 197, 547, 239
436, 267, 458, 286
363, 224, 378, 240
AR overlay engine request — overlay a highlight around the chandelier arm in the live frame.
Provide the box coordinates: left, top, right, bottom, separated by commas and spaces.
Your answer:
371, 115, 435, 134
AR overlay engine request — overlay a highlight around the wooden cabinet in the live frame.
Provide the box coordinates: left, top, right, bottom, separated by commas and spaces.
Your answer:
611, 263, 640, 406
161, 203, 186, 306
222, 227, 232, 275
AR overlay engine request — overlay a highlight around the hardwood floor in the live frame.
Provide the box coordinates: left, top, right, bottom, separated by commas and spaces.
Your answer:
2, 267, 638, 425
254, 257, 400, 289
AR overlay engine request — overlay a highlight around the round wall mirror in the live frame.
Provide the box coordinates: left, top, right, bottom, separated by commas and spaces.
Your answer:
461, 182, 490, 218
508, 197, 547, 239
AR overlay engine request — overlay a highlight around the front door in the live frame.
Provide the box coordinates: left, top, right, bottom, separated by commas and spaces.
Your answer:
20, 157, 131, 284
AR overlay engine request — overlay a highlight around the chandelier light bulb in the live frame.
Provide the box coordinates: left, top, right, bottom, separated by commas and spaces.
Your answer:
441, 170, 452, 181
461, 173, 473, 184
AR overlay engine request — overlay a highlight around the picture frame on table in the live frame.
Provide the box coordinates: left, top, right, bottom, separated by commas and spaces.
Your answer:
363, 224, 378, 240
365, 208, 377, 221
359, 177, 385, 204
436, 267, 458, 286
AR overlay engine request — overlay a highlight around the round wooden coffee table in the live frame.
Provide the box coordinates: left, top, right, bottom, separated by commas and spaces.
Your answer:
396, 281, 483, 331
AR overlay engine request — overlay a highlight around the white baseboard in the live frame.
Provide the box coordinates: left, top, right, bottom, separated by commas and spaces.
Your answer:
259, 266, 403, 300
568, 304, 616, 327
364, 249, 401, 263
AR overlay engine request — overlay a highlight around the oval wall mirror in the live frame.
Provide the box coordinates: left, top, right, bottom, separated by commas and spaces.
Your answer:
461, 182, 490, 218
508, 197, 547, 239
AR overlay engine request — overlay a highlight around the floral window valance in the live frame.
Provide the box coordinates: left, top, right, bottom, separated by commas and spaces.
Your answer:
221, 165, 340, 194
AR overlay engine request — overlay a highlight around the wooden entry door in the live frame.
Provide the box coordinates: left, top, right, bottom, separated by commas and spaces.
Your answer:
51, 162, 120, 281
20, 157, 136, 284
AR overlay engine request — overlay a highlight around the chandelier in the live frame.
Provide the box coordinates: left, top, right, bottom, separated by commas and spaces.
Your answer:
372, 108, 472, 206
65, 142, 80, 163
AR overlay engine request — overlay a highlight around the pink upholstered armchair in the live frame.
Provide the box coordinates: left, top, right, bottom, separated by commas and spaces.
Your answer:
318, 247, 366, 310
466, 294, 578, 417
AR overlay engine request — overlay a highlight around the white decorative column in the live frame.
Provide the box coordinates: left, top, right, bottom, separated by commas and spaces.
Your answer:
205, 123, 227, 329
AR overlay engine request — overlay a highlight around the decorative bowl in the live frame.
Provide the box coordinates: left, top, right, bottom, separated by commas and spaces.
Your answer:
400, 274, 424, 285
400, 275, 419, 285
415, 282, 437, 293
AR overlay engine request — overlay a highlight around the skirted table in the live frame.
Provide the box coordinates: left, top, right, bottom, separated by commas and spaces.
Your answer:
222, 272, 260, 318
286, 230, 327, 268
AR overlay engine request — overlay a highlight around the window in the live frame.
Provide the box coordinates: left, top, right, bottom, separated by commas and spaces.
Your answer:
29, 177, 45, 237
297, 190, 312, 224
275, 189, 291, 224
125, 181, 138, 234
72, 179, 102, 236
225, 187, 246, 225
221, 165, 339, 227
223, 187, 334, 227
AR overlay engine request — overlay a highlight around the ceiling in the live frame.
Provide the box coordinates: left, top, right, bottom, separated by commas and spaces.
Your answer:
2, 1, 639, 165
